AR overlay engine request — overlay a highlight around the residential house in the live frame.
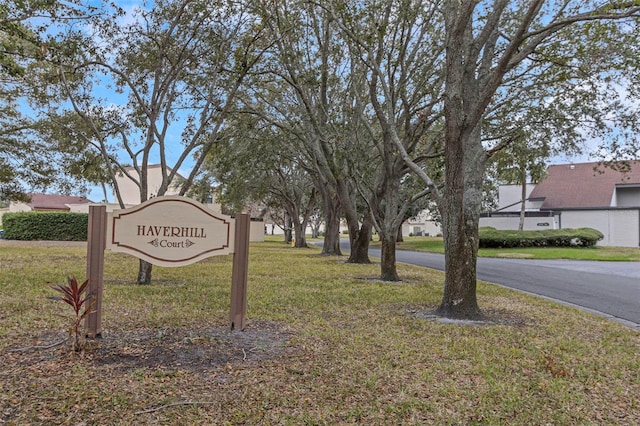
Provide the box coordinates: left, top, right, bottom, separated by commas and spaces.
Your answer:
7, 193, 94, 213
0, 193, 94, 228
481, 161, 640, 247
401, 209, 442, 237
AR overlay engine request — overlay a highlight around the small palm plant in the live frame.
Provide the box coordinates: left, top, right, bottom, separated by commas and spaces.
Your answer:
49, 276, 95, 352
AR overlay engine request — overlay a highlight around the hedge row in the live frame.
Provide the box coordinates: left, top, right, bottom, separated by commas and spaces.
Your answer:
479, 227, 604, 248
2, 212, 88, 241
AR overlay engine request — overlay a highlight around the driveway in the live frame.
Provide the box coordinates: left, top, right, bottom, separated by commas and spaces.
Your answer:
338, 241, 640, 329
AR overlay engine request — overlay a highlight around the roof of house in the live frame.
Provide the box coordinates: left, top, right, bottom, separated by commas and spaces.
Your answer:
27, 193, 94, 211
529, 161, 640, 209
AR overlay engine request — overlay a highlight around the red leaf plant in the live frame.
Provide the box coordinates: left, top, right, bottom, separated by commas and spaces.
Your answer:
49, 276, 95, 352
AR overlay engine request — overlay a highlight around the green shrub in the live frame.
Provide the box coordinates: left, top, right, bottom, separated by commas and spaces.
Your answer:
479, 227, 604, 248
2, 212, 88, 241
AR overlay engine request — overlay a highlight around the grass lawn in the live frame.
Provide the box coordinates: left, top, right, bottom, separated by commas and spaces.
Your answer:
0, 241, 638, 425
389, 236, 640, 261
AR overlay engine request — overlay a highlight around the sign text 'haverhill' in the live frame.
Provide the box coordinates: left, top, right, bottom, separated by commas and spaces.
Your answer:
106, 196, 234, 266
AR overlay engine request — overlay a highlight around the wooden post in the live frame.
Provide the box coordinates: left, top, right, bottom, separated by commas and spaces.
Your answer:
85, 205, 107, 338
230, 214, 250, 331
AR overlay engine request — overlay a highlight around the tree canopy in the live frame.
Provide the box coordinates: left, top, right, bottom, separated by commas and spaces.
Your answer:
0, 0, 101, 200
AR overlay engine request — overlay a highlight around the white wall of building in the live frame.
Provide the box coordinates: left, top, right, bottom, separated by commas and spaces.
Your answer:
560, 209, 639, 247
401, 220, 442, 237
615, 186, 640, 208
249, 220, 265, 242
114, 167, 223, 214
66, 203, 92, 213
497, 184, 537, 212
7, 201, 31, 213
401, 208, 442, 237
114, 167, 183, 205
606, 210, 639, 247
479, 215, 559, 231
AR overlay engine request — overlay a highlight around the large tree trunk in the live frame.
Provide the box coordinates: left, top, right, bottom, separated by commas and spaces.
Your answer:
311, 221, 320, 238
438, 207, 481, 318
374, 175, 402, 280
136, 183, 153, 284
438, 125, 485, 319
284, 213, 292, 244
137, 259, 152, 284
336, 180, 371, 264
321, 195, 342, 255
347, 212, 372, 264
293, 220, 308, 248
380, 232, 399, 281
322, 213, 341, 255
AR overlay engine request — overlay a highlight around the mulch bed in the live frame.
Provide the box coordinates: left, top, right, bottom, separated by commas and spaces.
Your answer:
5, 321, 294, 372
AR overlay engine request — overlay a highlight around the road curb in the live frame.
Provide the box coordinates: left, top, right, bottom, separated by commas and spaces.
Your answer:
486, 281, 640, 332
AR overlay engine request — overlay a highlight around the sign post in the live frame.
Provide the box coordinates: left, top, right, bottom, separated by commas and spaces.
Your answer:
85, 205, 107, 338
230, 214, 250, 331
84, 196, 250, 337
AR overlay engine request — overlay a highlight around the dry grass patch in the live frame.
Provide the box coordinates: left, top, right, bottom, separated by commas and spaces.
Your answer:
495, 252, 535, 258
0, 241, 638, 425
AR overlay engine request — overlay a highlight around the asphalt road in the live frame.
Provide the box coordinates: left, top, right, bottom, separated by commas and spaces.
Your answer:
337, 240, 640, 329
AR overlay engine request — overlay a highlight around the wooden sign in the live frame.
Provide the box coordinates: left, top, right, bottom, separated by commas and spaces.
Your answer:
85, 197, 250, 337
106, 196, 234, 266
